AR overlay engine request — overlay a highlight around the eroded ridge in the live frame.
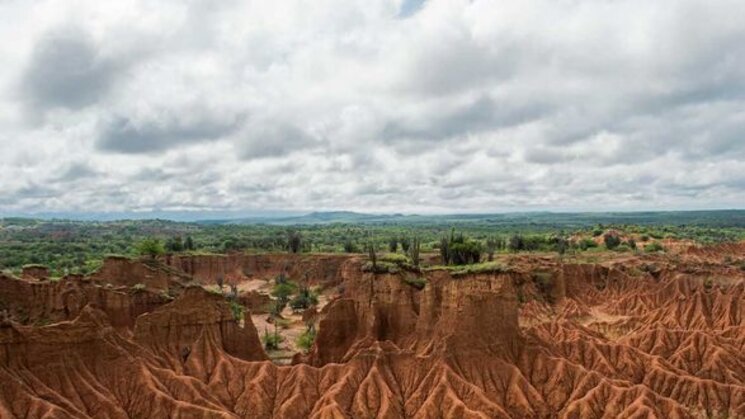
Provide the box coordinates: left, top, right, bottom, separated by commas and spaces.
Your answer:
1, 244, 745, 418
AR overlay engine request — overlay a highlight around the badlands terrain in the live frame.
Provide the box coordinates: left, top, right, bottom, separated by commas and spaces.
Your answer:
2, 240, 745, 418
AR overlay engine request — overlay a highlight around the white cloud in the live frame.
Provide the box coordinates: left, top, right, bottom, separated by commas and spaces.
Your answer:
1, 0, 745, 214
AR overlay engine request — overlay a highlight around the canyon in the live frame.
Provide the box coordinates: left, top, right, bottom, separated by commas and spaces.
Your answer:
1, 243, 745, 418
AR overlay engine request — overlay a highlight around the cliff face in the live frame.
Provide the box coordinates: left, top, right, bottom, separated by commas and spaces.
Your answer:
0, 272, 168, 328
2, 246, 745, 418
164, 253, 356, 287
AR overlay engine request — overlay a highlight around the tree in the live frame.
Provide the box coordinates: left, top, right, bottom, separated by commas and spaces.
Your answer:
438, 230, 482, 265
486, 236, 499, 261
554, 237, 569, 256
508, 235, 524, 253
289, 285, 319, 311
577, 238, 598, 251
449, 240, 482, 265
184, 236, 195, 251
343, 239, 357, 253
388, 237, 398, 253
367, 241, 378, 270
287, 230, 302, 253
400, 236, 411, 253
136, 238, 165, 259
271, 276, 297, 309
408, 236, 421, 268
604, 232, 621, 250
262, 326, 283, 350
439, 236, 451, 265
165, 236, 184, 252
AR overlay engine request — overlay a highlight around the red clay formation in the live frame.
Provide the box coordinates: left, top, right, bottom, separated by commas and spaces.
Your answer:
1, 243, 745, 418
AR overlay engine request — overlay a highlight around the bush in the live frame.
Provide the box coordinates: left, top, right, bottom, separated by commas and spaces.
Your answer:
287, 230, 302, 253
644, 242, 665, 253
131, 283, 146, 293
289, 286, 319, 311
229, 300, 244, 321
434, 261, 508, 277
403, 276, 427, 290
603, 233, 621, 250
270, 299, 286, 317
296, 328, 316, 352
615, 244, 631, 252
577, 238, 598, 251
507, 235, 525, 252
380, 253, 409, 265
136, 238, 165, 259
343, 239, 358, 253
164, 236, 184, 252
388, 238, 398, 253
262, 328, 283, 350
271, 280, 297, 305
362, 261, 400, 274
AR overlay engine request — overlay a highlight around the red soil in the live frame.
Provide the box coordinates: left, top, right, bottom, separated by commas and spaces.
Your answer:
1, 243, 745, 417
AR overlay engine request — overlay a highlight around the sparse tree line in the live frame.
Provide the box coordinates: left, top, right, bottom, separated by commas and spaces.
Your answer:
2, 218, 708, 276
123, 228, 669, 267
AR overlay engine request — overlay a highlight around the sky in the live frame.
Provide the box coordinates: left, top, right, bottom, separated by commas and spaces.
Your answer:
1, 0, 745, 216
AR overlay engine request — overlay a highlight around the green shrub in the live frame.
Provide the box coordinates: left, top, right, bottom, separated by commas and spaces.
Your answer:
271, 281, 297, 306
289, 286, 319, 310
159, 289, 175, 300
380, 253, 409, 264
603, 233, 621, 250
428, 261, 508, 277
229, 300, 244, 321
131, 283, 146, 292
577, 238, 598, 250
136, 238, 165, 259
296, 328, 316, 352
644, 242, 665, 253
615, 244, 631, 252
262, 328, 283, 350
403, 276, 427, 290
362, 261, 400, 274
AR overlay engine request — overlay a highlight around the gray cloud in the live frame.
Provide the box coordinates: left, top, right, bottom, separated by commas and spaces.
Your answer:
20, 27, 118, 115
54, 162, 99, 182
96, 113, 242, 154
1, 0, 745, 213
237, 121, 315, 160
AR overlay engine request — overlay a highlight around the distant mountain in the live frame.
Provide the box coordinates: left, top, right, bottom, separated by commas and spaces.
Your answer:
205, 211, 405, 225
4, 209, 745, 228
200, 209, 745, 227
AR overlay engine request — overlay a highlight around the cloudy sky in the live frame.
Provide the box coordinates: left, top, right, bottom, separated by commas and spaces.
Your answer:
1, 0, 745, 216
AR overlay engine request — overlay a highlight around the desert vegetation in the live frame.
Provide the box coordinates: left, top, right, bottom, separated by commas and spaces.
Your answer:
1, 211, 745, 276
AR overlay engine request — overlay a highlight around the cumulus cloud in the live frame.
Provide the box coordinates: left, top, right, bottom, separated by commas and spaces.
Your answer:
1, 0, 745, 214
20, 27, 114, 110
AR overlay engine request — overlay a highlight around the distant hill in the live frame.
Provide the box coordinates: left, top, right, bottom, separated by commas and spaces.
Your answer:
4, 209, 745, 228
197, 209, 745, 228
